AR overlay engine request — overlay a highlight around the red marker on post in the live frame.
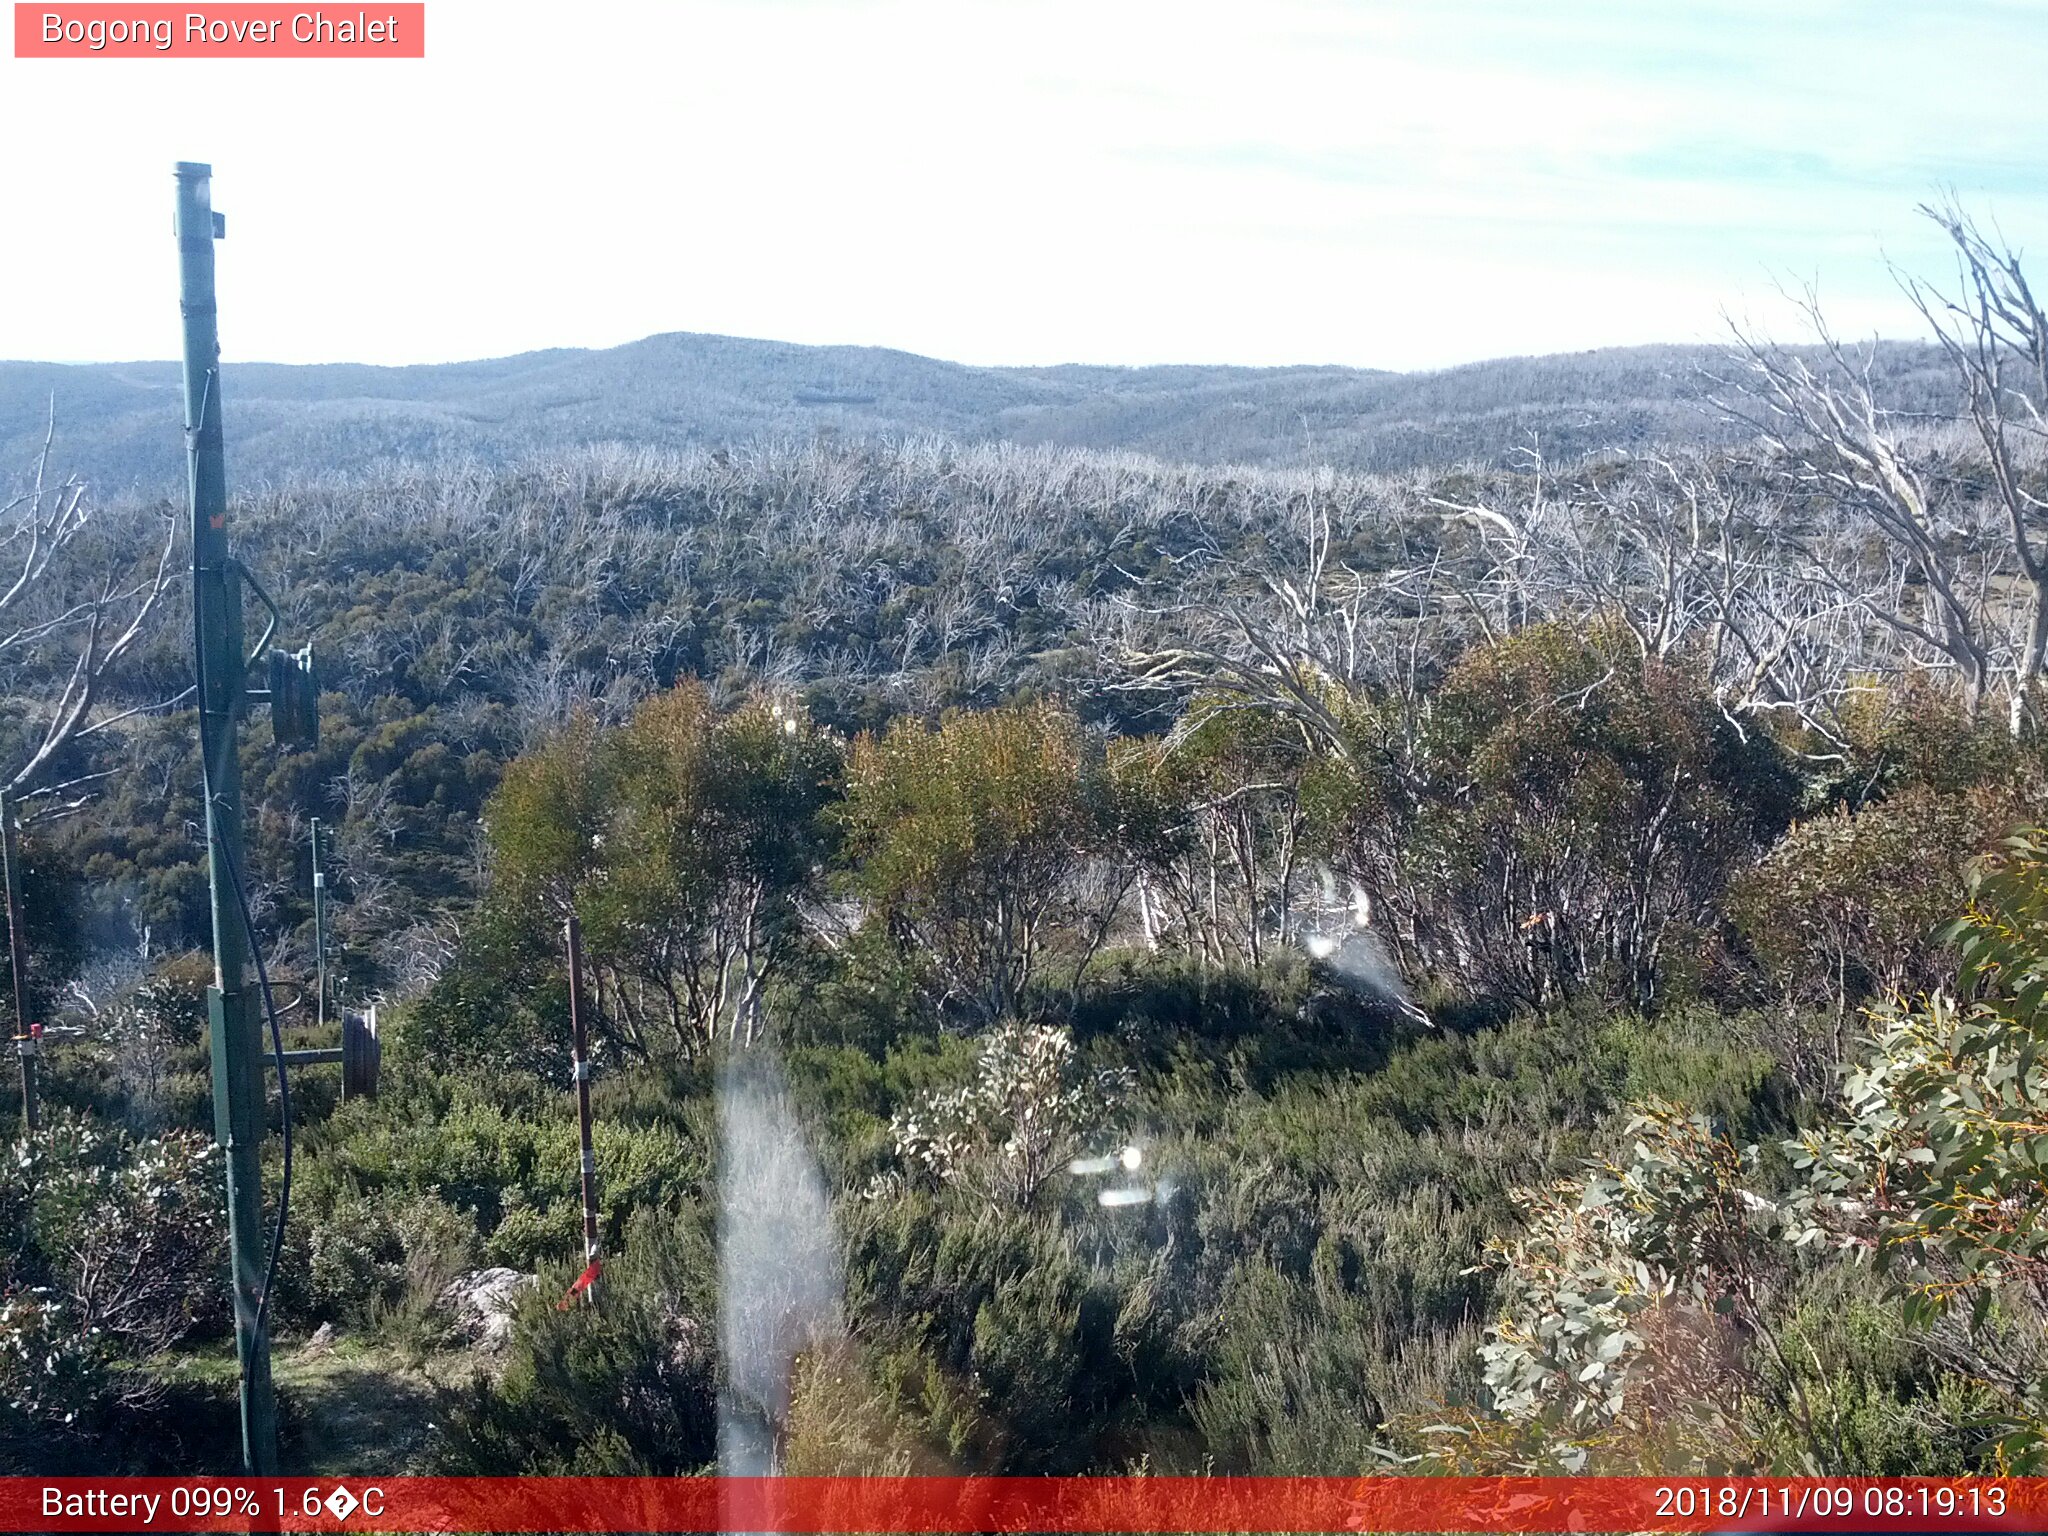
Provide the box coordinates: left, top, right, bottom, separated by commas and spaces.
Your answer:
556, 1260, 602, 1311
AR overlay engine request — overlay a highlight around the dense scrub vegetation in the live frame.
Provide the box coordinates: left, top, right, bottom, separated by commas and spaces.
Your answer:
6, 205, 2048, 1476
11, 632, 2048, 1475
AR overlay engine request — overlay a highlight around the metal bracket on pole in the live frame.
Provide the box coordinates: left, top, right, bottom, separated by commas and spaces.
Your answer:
263, 1006, 379, 1100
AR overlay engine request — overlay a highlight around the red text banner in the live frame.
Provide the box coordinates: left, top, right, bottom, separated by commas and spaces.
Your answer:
3, 1476, 2046, 1533
14, 5, 424, 58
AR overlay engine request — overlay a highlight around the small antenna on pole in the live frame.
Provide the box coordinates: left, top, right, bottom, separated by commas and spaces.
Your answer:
311, 817, 327, 1032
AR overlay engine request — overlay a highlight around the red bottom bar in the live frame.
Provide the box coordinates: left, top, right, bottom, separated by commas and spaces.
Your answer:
5, 1476, 2045, 1534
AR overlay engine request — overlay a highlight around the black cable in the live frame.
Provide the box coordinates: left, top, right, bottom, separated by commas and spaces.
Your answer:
218, 835, 292, 1340
189, 361, 292, 1343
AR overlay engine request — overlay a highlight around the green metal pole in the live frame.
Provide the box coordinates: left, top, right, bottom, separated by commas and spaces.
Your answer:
176, 161, 277, 1476
310, 818, 327, 1032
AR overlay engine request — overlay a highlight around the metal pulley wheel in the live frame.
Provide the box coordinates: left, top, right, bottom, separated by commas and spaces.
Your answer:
267, 644, 320, 748
340, 1005, 380, 1100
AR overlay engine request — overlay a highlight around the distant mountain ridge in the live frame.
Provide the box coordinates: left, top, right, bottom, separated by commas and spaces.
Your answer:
0, 330, 1955, 491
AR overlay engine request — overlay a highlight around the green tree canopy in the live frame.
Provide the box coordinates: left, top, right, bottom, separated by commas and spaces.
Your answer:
482, 681, 839, 1055
841, 701, 1104, 1023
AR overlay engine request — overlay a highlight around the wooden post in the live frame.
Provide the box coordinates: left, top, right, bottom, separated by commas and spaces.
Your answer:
0, 792, 37, 1134
565, 913, 601, 1306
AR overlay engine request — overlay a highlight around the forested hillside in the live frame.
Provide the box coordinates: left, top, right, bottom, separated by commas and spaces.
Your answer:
0, 332, 1959, 491
3, 208, 2048, 1482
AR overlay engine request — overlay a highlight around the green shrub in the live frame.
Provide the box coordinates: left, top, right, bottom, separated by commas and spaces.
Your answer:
292, 1185, 476, 1346
889, 1019, 1132, 1210
484, 682, 840, 1056
841, 700, 1108, 1024
0, 1110, 235, 1471
1336, 623, 1796, 1011
1755, 1264, 1999, 1475
432, 1212, 716, 1474
841, 1197, 1188, 1473
5, 1112, 225, 1353
1730, 787, 1999, 1015
1193, 1260, 1478, 1474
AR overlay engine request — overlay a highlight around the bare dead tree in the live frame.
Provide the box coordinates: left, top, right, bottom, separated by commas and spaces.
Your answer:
0, 411, 181, 808
1114, 480, 1440, 758
1426, 446, 1885, 744
1716, 289, 2009, 725
1901, 198, 2048, 733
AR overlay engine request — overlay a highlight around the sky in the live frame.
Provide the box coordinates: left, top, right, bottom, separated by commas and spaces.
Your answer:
3, 0, 2046, 372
